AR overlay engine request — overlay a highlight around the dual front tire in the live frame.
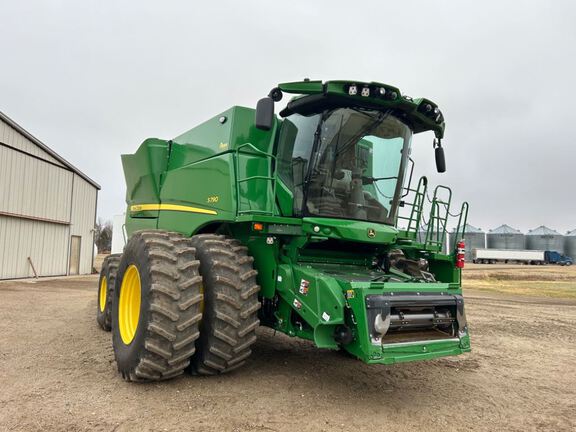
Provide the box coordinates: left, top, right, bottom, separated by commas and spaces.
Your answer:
111, 231, 203, 381
189, 234, 261, 375
99, 231, 260, 381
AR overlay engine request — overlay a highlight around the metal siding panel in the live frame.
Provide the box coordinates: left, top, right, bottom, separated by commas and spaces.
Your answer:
0, 217, 7, 276
0, 146, 8, 204
0, 145, 73, 221
0, 216, 68, 279
34, 221, 68, 276
70, 175, 97, 274
0, 119, 64, 166
1, 216, 18, 278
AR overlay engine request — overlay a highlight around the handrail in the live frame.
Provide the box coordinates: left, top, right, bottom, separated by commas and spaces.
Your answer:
398, 178, 468, 255
450, 202, 469, 253
425, 185, 452, 253
234, 143, 277, 216
396, 176, 427, 240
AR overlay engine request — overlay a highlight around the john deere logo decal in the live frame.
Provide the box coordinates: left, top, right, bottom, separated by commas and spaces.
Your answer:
367, 228, 376, 238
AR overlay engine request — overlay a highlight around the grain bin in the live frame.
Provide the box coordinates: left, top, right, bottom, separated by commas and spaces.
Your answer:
564, 229, 576, 260
526, 226, 564, 253
450, 224, 485, 261
487, 224, 525, 250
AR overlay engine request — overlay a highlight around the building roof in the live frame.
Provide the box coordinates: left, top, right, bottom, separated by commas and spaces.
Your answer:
566, 229, 576, 237
489, 224, 522, 234
527, 225, 561, 236
0, 110, 100, 189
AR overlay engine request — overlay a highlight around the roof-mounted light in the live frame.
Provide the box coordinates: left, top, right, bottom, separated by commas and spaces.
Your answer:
377, 86, 398, 100
345, 83, 399, 100
418, 100, 443, 124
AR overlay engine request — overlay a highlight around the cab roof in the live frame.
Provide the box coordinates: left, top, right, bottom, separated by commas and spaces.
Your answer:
276, 80, 445, 139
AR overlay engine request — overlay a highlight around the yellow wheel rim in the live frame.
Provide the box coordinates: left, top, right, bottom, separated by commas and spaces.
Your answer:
99, 276, 107, 313
118, 264, 141, 345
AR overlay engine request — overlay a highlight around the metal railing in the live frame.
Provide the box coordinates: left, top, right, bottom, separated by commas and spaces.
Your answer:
449, 202, 469, 253
396, 176, 428, 240
234, 143, 277, 216
425, 185, 452, 252
397, 177, 470, 255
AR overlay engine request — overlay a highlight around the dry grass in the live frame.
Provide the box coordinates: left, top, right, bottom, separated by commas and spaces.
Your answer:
463, 263, 576, 298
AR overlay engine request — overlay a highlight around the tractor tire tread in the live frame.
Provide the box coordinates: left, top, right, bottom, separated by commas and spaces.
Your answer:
189, 234, 260, 375
97, 254, 121, 331
113, 230, 203, 382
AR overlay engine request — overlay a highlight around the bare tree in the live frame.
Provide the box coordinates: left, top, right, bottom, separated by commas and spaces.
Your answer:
94, 218, 113, 253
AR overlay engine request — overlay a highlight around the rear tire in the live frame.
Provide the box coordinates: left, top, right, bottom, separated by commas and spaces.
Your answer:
112, 230, 203, 382
96, 255, 121, 331
97, 259, 111, 330
190, 234, 261, 375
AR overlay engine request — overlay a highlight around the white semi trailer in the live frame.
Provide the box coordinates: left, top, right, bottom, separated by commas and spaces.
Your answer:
472, 248, 545, 264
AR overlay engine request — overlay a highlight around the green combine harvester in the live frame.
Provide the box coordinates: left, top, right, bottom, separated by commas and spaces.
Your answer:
96, 79, 470, 381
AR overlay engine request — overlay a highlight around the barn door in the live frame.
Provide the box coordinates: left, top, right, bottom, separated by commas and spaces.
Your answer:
69, 236, 81, 275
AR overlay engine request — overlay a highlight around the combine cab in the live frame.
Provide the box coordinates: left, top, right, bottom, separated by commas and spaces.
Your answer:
97, 80, 470, 381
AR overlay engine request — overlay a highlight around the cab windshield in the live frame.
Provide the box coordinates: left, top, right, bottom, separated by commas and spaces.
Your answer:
277, 108, 412, 225
278, 108, 412, 225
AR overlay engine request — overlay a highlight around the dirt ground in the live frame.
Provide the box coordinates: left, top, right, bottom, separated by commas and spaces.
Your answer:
1, 267, 575, 432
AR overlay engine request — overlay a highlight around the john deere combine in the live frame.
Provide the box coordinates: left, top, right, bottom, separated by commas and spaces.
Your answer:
97, 79, 470, 381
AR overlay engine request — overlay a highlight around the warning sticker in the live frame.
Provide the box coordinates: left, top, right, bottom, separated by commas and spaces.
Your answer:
346, 289, 355, 299
293, 299, 302, 309
299, 279, 310, 296
321, 312, 330, 322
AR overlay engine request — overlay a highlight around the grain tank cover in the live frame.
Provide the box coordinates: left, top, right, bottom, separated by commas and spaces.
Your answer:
526, 225, 564, 253
487, 224, 525, 250
564, 229, 576, 259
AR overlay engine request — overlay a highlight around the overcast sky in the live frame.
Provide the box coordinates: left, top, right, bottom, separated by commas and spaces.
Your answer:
1, 1, 575, 234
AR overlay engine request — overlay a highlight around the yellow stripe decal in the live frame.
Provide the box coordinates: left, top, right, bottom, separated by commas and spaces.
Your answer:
130, 204, 217, 215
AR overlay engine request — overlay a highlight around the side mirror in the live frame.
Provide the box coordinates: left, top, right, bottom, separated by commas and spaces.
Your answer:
255, 97, 275, 130
435, 143, 446, 173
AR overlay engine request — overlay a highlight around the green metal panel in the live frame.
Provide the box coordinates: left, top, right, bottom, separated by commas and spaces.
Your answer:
124, 215, 158, 237
276, 264, 346, 349
174, 106, 277, 154
161, 153, 235, 215
278, 80, 324, 94
173, 108, 234, 156
121, 138, 170, 218
302, 217, 398, 244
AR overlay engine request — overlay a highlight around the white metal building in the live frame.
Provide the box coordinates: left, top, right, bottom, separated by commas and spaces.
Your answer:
0, 111, 100, 279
